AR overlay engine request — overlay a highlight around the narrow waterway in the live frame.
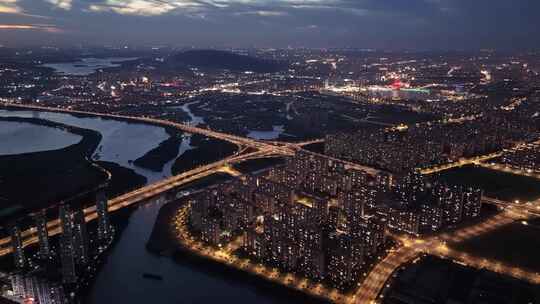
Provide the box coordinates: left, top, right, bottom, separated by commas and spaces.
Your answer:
87, 195, 302, 304
85, 105, 297, 303
248, 125, 285, 140
0, 106, 297, 303
0, 109, 184, 183
172, 101, 205, 126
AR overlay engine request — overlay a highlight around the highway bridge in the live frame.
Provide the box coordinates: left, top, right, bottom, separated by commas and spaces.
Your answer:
0, 102, 393, 303
0, 147, 288, 255
0, 102, 294, 155
0, 103, 337, 256
6, 102, 538, 304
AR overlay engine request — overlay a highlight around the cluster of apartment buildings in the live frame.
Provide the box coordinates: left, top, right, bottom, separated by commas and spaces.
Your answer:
325, 116, 536, 173
187, 151, 485, 289
9, 271, 67, 304
380, 173, 483, 235
7, 191, 113, 303
498, 142, 540, 173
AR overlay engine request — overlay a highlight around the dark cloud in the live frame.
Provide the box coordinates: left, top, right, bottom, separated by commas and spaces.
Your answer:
0, 0, 538, 49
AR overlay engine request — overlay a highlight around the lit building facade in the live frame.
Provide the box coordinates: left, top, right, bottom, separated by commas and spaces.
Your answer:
189, 151, 388, 289
96, 190, 112, 241
9, 224, 26, 270
33, 210, 52, 260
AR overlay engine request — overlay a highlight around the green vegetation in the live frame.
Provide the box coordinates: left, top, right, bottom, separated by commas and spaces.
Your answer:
302, 142, 325, 154
172, 134, 238, 175
134, 128, 184, 172
147, 172, 232, 254
170, 49, 285, 73
0, 117, 106, 220
97, 161, 147, 198
233, 158, 285, 174
0, 118, 148, 223
437, 165, 540, 202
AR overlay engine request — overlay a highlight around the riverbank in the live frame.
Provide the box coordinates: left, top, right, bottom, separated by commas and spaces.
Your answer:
171, 134, 238, 175
170, 250, 331, 304
146, 198, 331, 304
1, 103, 240, 178
79, 205, 137, 301
0, 114, 150, 235
146, 173, 232, 254
1, 104, 172, 131
96, 161, 147, 199
133, 127, 185, 172
0, 116, 106, 221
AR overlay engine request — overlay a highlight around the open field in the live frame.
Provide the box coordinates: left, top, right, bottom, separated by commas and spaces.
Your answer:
449, 218, 540, 274
437, 165, 540, 202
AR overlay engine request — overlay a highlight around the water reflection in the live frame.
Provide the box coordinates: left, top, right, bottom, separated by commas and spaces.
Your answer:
0, 120, 81, 155
41, 58, 137, 76
87, 197, 300, 304
248, 125, 285, 140
171, 101, 205, 126
0, 108, 296, 304
0, 109, 175, 183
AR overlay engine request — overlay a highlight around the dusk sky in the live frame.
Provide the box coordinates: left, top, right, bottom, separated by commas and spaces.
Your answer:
0, 0, 539, 49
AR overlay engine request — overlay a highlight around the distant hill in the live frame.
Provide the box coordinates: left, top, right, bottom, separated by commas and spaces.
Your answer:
170, 49, 284, 73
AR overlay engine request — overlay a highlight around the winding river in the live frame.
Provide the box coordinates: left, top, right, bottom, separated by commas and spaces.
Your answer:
0, 109, 190, 183
0, 107, 297, 304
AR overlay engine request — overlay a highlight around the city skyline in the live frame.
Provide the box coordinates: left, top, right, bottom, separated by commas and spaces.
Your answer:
0, 0, 539, 50
0, 9, 539, 301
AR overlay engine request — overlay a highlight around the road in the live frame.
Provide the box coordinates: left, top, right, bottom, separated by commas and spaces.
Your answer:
354, 246, 421, 304
355, 198, 540, 304
0, 102, 342, 257
420, 152, 503, 175
173, 205, 346, 304
0, 146, 287, 256
300, 149, 385, 177
173, 200, 533, 304
478, 162, 540, 180
421, 139, 540, 176
0, 102, 400, 303
0, 102, 295, 156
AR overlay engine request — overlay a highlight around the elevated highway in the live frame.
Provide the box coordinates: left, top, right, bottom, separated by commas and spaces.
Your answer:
355, 197, 540, 304
0, 103, 335, 255
0, 148, 283, 256
0, 102, 294, 155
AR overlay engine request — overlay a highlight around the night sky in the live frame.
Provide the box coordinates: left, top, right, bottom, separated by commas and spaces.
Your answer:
0, 0, 539, 49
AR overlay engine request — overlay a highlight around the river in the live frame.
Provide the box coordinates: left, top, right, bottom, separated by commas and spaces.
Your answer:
0, 107, 297, 304
171, 101, 205, 126
0, 109, 191, 183
0, 120, 81, 155
248, 125, 285, 140
41, 57, 137, 76
174, 102, 286, 140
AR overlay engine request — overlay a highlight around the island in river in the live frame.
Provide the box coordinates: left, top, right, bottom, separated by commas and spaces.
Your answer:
0, 116, 147, 228
0, 117, 105, 220
133, 127, 185, 172
0, 106, 309, 304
